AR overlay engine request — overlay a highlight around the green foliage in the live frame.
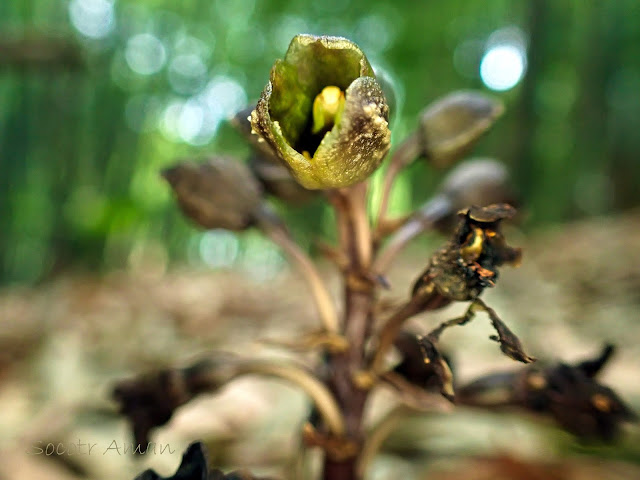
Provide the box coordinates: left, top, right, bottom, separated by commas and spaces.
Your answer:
2, 0, 640, 284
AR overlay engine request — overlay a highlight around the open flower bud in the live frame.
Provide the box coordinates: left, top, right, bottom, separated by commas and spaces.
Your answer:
162, 156, 262, 231
418, 91, 504, 168
251, 34, 391, 189
412, 204, 521, 302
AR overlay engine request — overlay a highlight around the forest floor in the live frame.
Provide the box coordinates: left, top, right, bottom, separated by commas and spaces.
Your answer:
1, 209, 640, 480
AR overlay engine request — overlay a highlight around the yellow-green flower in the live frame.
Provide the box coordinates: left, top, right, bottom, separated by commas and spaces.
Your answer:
251, 34, 391, 189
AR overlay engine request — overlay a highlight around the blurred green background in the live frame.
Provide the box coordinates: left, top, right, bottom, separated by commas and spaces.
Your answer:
2, 0, 640, 286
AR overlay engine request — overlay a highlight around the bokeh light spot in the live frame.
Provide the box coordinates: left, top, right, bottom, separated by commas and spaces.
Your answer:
69, 0, 115, 39
200, 230, 240, 269
125, 33, 167, 75
169, 54, 208, 95
480, 44, 526, 91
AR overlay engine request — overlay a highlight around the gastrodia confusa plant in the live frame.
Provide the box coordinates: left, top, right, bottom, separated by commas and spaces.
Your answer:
117, 33, 635, 480
251, 34, 391, 189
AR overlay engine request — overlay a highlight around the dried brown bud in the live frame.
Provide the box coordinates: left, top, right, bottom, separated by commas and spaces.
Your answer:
440, 158, 514, 207
417, 91, 504, 168
393, 331, 454, 400
458, 344, 636, 442
162, 156, 262, 231
517, 361, 636, 442
412, 203, 521, 302
413, 158, 518, 235
113, 360, 218, 450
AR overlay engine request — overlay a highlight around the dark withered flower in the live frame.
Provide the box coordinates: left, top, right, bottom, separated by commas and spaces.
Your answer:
251, 34, 391, 189
162, 156, 262, 231
113, 360, 217, 450
458, 345, 637, 442
134, 442, 275, 480
412, 203, 521, 302
393, 331, 455, 402
517, 361, 636, 441
417, 91, 504, 168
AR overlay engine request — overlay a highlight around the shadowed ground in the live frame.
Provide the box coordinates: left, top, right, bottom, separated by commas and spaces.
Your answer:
1, 209, 639, 480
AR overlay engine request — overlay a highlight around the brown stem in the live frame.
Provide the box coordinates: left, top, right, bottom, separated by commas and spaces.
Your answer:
229, 361, 347, 435
369, 293, 450, 377
322, 182, 377, 480
375, 132, 421, 229
368, 297, 424, 377
374, 194, 452, 273
112, 355, 346, 449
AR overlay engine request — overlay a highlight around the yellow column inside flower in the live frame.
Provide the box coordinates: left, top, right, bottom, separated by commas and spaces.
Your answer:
311, 86, 346, 135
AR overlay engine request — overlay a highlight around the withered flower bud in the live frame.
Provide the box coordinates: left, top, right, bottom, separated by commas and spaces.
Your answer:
162, 156, 262, 231
393, 331, 455, 401
113, 360, 219, 450
458, 345, 637, 442
518, 361, 636, 441
412, 203, 521, 302
417, 91, 504, 168
251, 34, 391, 189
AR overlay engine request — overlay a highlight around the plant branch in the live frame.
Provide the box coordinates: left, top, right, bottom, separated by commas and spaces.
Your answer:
256, 209, 340, 335
228, 360, 347, 435
373, 194, 451, 273
321, 181, 377, 480
113, 355, 347, 444
426, 298, 535, 364
357, 405, 410, 477
368, 293, 448, 378
375, 132, 421, 230
337, 183, 372, 268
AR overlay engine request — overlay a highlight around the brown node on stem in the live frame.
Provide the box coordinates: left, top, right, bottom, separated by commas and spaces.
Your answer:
302, 423, 360, 462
